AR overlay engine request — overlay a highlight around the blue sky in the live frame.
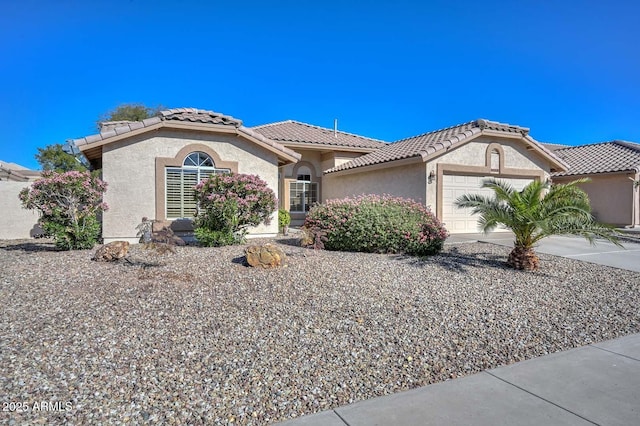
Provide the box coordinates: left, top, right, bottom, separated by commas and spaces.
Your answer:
1, 0, 639, 170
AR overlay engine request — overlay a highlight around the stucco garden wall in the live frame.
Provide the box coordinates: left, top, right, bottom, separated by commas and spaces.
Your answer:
554, 173, 636, 226
101, 129, 280, 243
0, 181, 42, 239
323, 162, 427, 204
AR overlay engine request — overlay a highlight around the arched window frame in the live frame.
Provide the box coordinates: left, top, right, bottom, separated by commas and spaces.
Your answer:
165, 151, 231, 219
485, 143, 505, 174
155, 144, 238, 221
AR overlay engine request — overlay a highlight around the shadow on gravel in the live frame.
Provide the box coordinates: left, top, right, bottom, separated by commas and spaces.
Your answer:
275, 237, 303, 247
396, 247, 557, 277
394, 246, 509, 273
118, 258, 163, 269
232, 255, 248, 266
0, 241, 60, 252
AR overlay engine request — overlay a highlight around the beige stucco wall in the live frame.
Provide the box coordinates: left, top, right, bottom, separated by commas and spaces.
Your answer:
553, 173, 637, 226
101, 129, 280, 243
426, 137, 552, 207
281, 149, 322, 178
323, 161, 428, 204
321, 151, 362, 171
0, 181, 43, 239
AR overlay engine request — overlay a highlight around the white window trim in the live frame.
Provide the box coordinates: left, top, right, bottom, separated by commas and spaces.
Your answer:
289, 179, 318, 213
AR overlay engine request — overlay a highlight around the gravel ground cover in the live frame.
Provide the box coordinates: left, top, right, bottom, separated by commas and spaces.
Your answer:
1, 237, 639, 425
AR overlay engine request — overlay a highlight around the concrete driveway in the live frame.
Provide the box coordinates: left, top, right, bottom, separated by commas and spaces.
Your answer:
447, 232, 640, 272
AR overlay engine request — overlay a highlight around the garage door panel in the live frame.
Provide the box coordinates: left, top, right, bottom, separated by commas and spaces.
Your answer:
442, 175, 533, 234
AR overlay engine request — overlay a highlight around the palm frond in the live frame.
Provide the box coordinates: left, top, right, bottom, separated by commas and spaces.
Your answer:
453, 177, 621, 259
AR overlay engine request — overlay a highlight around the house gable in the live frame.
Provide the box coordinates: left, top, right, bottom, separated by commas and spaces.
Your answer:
72, 108, 303, 243
75, 108, 301, 169
325, 119, 567, 175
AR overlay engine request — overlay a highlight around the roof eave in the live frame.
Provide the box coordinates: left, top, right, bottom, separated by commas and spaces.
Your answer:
278, 140, 383, 153
77, 121, 301, 165
237, 126, 301, 164
520, 135, 569, 172
0, 166, 30, 181
552, 168, 640, 178
324, 155, 423, 176
77, 121, 166, 155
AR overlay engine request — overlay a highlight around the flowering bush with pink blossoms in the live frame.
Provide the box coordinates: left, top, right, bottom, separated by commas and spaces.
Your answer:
193, 173, 276, 246
303, 194, 449, 256
19, 171, 108, 250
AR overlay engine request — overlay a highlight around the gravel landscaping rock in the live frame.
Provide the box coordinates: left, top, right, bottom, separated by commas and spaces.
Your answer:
1, 237, 639, 425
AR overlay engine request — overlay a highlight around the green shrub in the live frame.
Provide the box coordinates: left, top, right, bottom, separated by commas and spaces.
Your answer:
193, 173, 276, 246
303, 194, 449, 256
19, 171, 108, 250
194, 228, 239, 247
278, 209, 291, 228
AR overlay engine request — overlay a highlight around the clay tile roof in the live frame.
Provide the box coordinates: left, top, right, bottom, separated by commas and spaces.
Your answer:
74, 108, 243, 147
0, 161, 41, 181
552, 141, 640, 177
252, 120, 388, 150
73, 108, 301, 163
160, 107, 243, 127
542, 142, 571, 151
325, 119, 530, 173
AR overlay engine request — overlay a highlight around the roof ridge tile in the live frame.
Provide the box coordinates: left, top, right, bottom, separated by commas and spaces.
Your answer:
252, 120, 295, 129
254, 119, 387, 144
327, 118, 548, 174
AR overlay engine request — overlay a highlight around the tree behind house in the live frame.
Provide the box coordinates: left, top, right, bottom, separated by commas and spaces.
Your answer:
35, 143, 88, 172
97, 103, 165, 129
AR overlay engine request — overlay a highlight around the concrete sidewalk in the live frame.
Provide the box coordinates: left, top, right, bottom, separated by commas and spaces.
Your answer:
446, 232, 640, 272
277, 333, 640, 425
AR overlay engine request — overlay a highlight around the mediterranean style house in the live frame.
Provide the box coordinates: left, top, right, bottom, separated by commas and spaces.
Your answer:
3, 107, 638, 242
70, 108, 568, 243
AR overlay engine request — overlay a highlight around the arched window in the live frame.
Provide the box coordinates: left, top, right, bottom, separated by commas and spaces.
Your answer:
490, 149, 500, 172
166, 152, 230, 219
289, 166, 318, 212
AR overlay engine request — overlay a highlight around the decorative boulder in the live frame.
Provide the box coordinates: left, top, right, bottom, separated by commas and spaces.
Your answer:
245, 244, 286, 268
93, 241, 130, 262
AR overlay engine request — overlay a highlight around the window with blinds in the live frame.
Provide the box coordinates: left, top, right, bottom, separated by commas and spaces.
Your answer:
166, 152, 230, 219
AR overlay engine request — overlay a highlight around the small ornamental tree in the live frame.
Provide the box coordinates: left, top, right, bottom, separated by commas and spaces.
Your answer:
455, 178, 621, 271
304, 194, 449, 256
19, 171, 108, 250
193, 173, 277, 246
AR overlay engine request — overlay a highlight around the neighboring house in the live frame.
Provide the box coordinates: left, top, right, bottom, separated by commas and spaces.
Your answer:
0, 161, 42, 239
70, 108, 568, 242
547, 141, 640, 228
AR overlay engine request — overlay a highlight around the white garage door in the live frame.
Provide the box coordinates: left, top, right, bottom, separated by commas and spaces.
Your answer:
442, 175, 533, 233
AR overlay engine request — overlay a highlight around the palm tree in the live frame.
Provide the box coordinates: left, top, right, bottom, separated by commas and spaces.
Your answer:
454, 178, 621, 271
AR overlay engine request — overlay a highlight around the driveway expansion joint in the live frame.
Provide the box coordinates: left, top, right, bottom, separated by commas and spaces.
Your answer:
590, 344, 640, 362
483, 371, 600, 425
333, 410, 352, 425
